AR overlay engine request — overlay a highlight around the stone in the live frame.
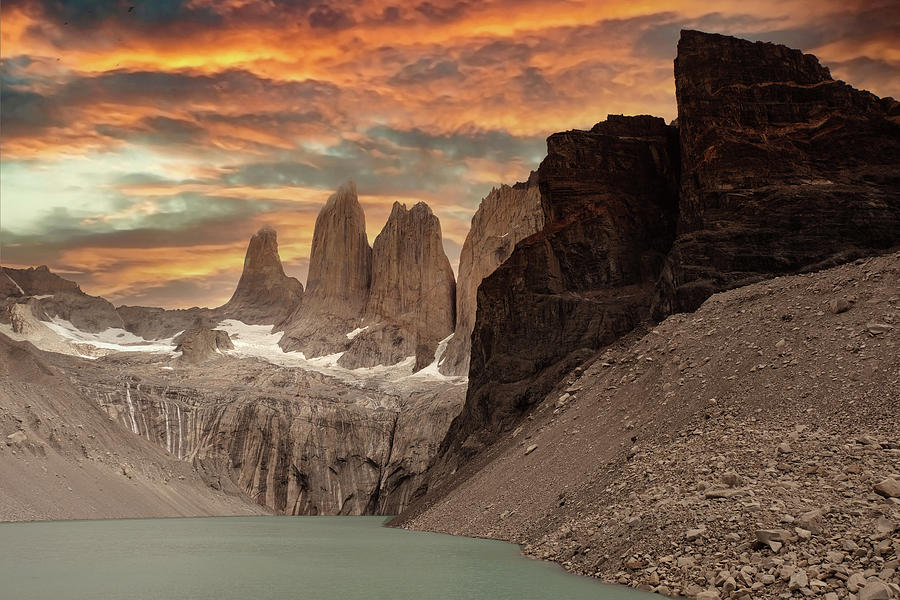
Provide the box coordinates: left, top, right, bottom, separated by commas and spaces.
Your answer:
797, 507, 828, 534
866, 322, 894, 336
219, 226, 303, 325
721, 470, 743, 487
686, 527, 706, 541
524, 444, 538, 456
848, 572, 867, 593
174, 326, 234, 364
829, 298, 851, 314
756, 529, 791, 552
695, 591, 721, 600
777, 442, 793, 454
789, 569, 808, 591
5, 430, 26, 446
859, 577, 894, 600
874, 478, 900, 498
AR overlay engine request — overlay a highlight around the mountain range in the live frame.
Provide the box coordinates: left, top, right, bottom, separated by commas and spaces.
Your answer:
2, 30, 898, 600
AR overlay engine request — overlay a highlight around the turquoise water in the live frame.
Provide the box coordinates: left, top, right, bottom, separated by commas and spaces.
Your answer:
0, 516, 654, 599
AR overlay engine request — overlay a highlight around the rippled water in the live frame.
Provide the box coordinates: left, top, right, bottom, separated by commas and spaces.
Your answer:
0, 516, 656, 599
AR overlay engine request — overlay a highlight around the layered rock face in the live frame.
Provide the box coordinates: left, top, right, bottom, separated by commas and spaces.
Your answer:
339, 202, 456, 371
653, 30, 900, 317
220, 226, 303, 325
279, 182, 373, 356
79, 358, 464, 515
438, 173, 544, 377
439, 115, 679, 462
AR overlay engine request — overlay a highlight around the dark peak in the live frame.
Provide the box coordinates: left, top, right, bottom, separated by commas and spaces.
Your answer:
255, 224, 277, 237
591, 114, 669, 137
511, 170, 539, 190
676, 29, 832, 86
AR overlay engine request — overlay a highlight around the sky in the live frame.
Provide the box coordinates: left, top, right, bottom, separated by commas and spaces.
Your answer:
1, 0, 897, 308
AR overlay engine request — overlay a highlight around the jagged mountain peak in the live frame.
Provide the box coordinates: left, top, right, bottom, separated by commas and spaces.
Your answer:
219, 226, 303, 325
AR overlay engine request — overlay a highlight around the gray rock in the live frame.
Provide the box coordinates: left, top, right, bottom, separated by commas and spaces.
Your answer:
874, 478, 900, 498
858, 577, 894, 600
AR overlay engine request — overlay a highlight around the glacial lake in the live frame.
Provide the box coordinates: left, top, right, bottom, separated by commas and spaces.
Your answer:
0, 516, 655, 599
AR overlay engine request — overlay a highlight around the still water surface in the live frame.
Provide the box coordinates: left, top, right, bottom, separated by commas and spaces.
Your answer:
0, 516, 656, 599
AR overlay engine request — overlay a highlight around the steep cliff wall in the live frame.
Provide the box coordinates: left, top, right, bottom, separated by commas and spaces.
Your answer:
279, 181, 373, 357
339, 202, 456, 371
438, 115, 678, 464
652, 30, 900, 317
439, 173, 544, 377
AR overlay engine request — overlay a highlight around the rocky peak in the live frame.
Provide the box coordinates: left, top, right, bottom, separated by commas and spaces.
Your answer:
174, 325, 234, 364
304, 180, 372, 311
339, 200, 456, 371
438, 173, 545, 376
278, 181, 373, 356
220, 226, 303, 324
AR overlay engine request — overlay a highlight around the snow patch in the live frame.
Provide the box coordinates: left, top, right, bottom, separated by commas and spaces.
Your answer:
44, 317, 178, 354
5, 273, 25, 295
405, 334, 464, 382
346, 326, 368, 340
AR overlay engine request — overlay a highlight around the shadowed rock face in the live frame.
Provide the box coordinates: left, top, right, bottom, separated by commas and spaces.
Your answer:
279, 181, 373, 356
439, 115, 679, 464
220, 226, 303, 325
339, 202, 456, 371
438, 173, 544, 377
652, 30, 900, 317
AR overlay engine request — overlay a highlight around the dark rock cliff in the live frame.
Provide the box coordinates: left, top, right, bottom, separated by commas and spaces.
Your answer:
421, 30, 900, 483
652, 30, 900, 317
440, 115, 679, 462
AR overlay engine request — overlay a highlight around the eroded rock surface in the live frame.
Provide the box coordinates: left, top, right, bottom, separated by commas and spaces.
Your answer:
439, 172, 544, 377
339, 202, 456, 371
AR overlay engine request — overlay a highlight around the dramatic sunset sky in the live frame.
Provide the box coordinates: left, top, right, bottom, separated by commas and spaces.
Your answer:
1, 0, 897, 308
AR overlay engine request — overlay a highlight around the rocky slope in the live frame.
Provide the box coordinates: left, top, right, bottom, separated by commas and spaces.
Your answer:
339, 201, 456, 371
652, 30, 900, 318
439, 172, 545, 376
279, 181, 373, 357
435, 114, 678, 467
220, 225, 304, 324
397, 251, 900, 600
0, 335, 268, 521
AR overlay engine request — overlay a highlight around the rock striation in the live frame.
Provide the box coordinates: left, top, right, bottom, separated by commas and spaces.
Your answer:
339, 201, 456, 371
438, 172, 544, 377
652, 30, 900, 317
279, 181, 373, 357
438, 115, 679, 464
220, 226, 303, 325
